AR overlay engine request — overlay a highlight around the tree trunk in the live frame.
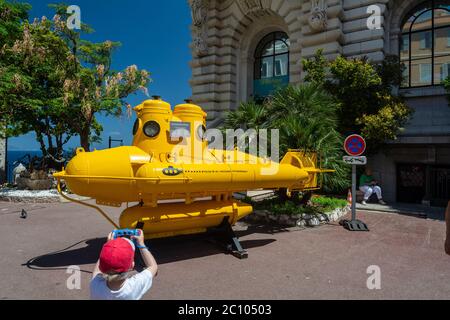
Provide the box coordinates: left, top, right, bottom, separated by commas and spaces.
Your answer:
35, 131, 47, 159
34, 130, 48, 171
80, 126, 90, 151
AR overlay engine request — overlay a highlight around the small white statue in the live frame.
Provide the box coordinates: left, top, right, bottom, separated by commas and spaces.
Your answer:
12, 163, 27, 185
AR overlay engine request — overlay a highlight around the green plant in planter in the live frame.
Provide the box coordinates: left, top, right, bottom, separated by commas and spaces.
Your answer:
250, 195, 347, 217
311, 196, 348, 212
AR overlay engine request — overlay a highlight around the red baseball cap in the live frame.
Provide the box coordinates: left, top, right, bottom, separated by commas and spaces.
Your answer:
99, 238, 135, 274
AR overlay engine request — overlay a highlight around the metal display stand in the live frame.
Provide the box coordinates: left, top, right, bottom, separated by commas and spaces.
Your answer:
208, 216, 248, 259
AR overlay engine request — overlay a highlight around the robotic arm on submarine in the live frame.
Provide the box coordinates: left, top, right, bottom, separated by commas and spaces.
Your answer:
54, 97, 333, 254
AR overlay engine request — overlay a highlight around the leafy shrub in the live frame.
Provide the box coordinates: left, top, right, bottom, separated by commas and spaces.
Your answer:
302, 50, 413, 154
311, 196, 348, 212
250, 196, 347, 216
224, 83, 350, 193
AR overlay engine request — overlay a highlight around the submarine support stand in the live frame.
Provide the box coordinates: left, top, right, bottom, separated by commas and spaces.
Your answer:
208, 216, 248, 259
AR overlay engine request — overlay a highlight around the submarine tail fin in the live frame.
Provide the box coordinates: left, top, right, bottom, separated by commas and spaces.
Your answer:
280, 150, 318, 169
281, 150, 334, 190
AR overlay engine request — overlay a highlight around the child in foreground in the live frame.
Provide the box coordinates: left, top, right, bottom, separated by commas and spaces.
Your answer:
90, 229, 158, 300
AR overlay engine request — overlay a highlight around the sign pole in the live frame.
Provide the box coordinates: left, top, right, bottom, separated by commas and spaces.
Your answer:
352, 164, 356, 221
342, 134, 369, 232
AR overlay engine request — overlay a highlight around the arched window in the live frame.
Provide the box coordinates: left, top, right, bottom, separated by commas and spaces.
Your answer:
400, 1, 450, 87
253, 32, 290, 100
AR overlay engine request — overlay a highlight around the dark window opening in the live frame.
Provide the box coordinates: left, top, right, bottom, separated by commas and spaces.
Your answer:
253, 32, 290, 101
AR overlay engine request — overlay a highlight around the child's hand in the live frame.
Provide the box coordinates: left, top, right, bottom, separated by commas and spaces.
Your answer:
132, 229, 145, 246
107, 231, 115, 241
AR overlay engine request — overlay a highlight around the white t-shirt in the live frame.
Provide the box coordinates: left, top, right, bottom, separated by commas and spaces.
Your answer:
90, 269, 153, 300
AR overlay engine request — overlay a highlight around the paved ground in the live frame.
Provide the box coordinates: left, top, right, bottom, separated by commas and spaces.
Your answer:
356, 202, 445, 220
0, 200, 449, 300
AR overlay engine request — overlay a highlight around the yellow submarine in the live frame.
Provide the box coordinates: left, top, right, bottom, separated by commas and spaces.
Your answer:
54, 97, 331, 252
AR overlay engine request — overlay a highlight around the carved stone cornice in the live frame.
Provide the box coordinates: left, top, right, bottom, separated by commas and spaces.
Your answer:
238, 0, 269, 18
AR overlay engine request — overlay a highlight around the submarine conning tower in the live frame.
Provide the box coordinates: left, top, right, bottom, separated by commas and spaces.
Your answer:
132, 96, 207, 162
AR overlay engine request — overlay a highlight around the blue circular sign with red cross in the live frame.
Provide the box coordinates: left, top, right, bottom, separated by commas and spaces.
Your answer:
344, 134, 366, 156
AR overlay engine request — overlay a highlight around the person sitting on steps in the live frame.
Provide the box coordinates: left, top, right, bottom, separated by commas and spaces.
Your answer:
359, 167, 386, 206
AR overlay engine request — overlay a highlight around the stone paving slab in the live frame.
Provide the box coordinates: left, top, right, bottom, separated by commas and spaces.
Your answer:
356, 202, 445, 220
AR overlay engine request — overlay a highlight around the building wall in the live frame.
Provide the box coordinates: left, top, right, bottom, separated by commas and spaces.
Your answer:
189, 0, 392, 124
401, 93, 450, 137
0, 138, 5, 184
188, 0, 450, 204
370, 91, 450, 203
370, 143, 450, 203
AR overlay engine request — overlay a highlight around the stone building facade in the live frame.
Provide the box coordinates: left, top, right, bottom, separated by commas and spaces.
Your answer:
188, 0, 450, 206
0, 138, 5, 184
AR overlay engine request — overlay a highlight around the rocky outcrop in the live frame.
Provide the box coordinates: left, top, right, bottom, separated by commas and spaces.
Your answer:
16, 170, 52, 190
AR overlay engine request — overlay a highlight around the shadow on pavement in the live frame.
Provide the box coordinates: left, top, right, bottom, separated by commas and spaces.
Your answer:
23, 238, 106, 274
23, 231, 276, 273
235, 223, 292, 237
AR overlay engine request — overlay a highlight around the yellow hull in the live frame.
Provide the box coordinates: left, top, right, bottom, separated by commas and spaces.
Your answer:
119, 200, 253, 239
58, 146, 313, 205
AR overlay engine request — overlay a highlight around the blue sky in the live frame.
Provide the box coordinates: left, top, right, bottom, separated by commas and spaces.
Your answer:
9, 0, 193, 151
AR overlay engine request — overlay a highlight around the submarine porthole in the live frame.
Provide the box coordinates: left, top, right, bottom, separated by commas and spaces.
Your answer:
143, 121, 161, 138
197, 124, 206, 141
132, 118, 140, 135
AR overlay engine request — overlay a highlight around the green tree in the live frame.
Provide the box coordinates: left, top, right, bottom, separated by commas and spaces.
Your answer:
302, 51, 413, 153
0, 1, 151, 167
302, 49, 328, 85
50, 3, 151, 151
267, 85, 350, 193
223, 101, 268, 131
0, 0, 31, 137
0, 0, 30, 45
0, 3, 77, 166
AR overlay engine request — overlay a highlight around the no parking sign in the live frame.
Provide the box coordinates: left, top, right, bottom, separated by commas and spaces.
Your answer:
344, 134, 366, 156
